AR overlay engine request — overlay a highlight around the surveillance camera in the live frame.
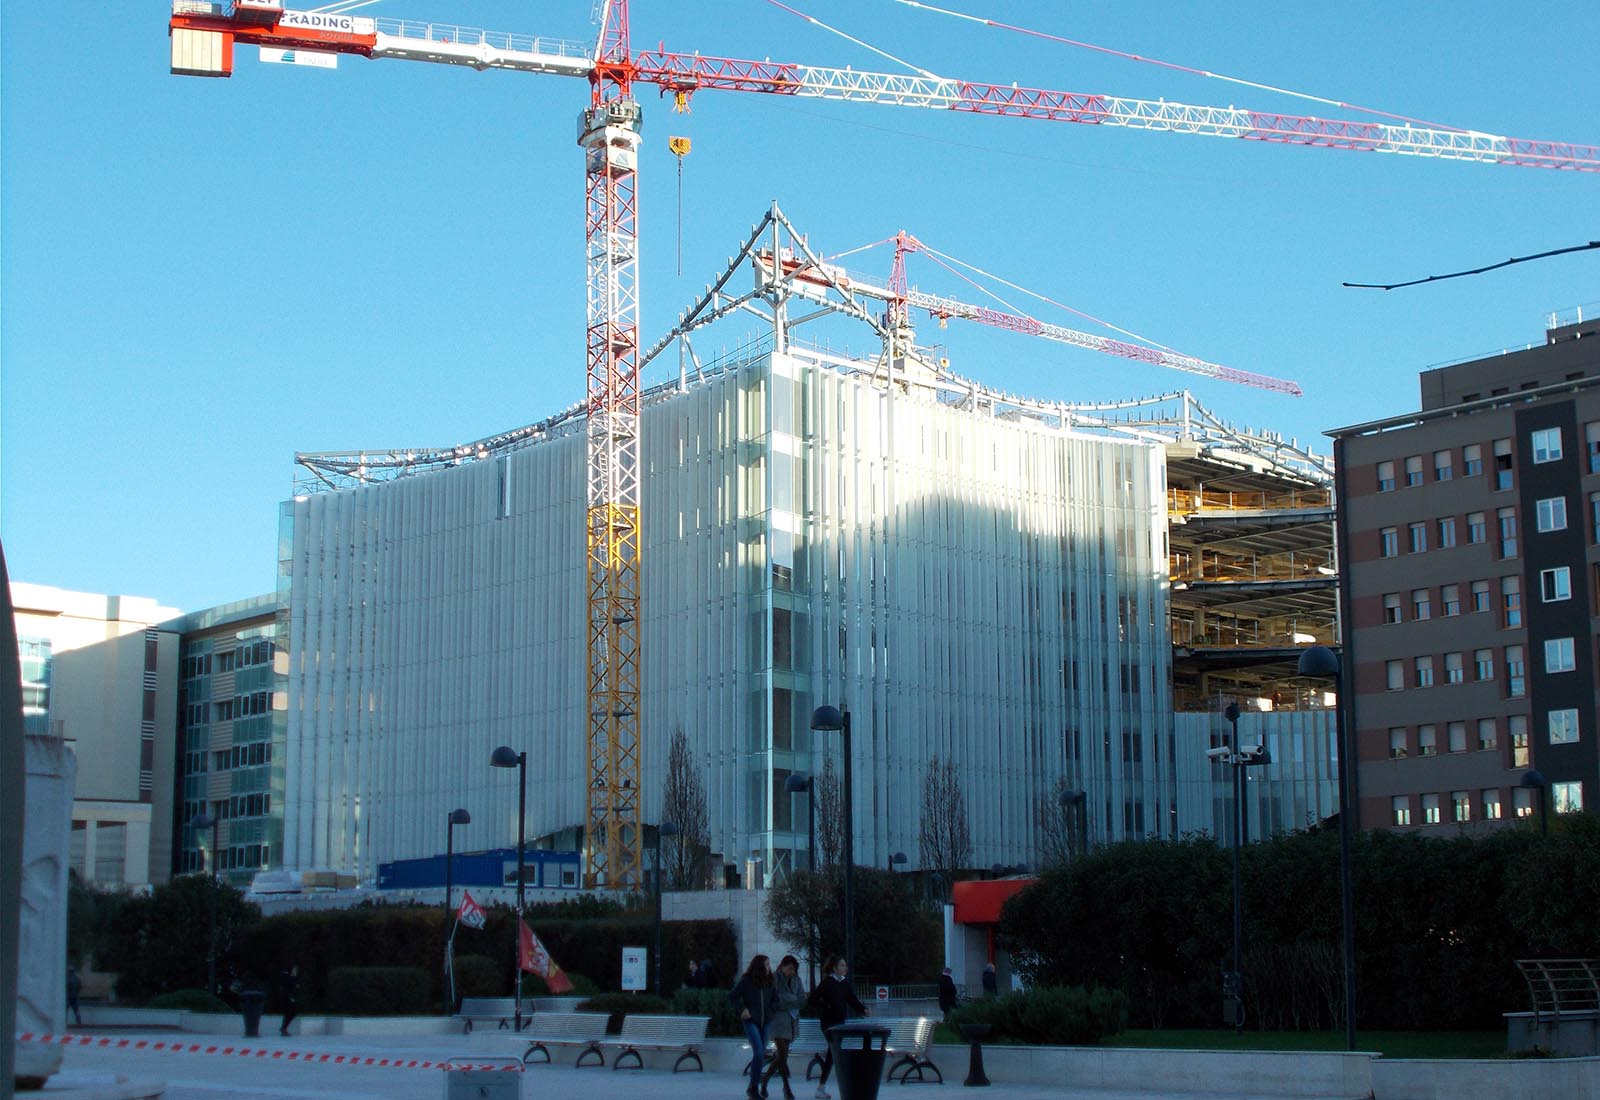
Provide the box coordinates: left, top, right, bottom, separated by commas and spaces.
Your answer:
1205, 746, 1231, 761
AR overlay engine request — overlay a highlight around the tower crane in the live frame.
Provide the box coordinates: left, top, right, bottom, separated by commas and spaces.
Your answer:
166, 1, 1599, 889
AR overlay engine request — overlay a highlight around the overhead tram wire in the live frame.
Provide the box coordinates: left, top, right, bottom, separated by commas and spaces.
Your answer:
1343, 241, 1600, 291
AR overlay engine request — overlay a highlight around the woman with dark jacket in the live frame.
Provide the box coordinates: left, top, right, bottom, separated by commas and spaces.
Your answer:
761, 955, 806, 1100
811, 955, 866, 1100
729, 954, 777, 1098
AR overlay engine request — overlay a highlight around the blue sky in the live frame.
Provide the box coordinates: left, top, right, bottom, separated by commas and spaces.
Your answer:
3, 1, 1596, 613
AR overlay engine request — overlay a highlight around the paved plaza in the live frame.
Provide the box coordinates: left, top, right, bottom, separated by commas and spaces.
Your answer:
45, 1028, 1326, 1100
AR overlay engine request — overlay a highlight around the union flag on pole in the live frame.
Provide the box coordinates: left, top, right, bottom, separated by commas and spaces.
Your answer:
518, 920, 574, 994
456, 890, 487, 930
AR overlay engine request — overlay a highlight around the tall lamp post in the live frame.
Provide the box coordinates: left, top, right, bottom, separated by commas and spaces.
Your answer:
887, 851, 907, 872
1520, 770, 1550, 837
1298, 645, 1356, 1051
1057, 788, 1087, 860
190, 811, 220, 998
445, 808, 471, 917
653, 821, 679, 995
810, 704, 855, 973
784, 773, 818, 988
490, 746, 528, 1032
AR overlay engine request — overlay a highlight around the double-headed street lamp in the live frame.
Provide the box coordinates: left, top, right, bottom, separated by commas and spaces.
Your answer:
1213, 702, 1270, 1033
809, 704, 855, 973
1297, 644, 1356, 1052
653, 820, 679, 995
190, 811, 221, 998
490, 745, 528, 1032
784, 772, 818, 987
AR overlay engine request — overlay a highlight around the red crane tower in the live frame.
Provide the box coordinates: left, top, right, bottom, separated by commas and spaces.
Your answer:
166, 1, 1600, 894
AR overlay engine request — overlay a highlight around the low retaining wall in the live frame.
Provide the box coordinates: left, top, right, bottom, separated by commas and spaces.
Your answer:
969, 1044, 1374, 1098
1371, 1055, 1600, 1100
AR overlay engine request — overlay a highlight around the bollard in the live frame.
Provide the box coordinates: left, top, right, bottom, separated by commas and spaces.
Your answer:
960, 1022, 991, 1087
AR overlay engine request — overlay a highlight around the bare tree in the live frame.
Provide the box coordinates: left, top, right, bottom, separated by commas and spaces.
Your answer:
1035, 777, 1075, 869
918, 756, 972, 895
661, 728, 710, 889
815, 754, 843, 870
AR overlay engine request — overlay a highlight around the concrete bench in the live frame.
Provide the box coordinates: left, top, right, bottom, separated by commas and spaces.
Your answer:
882, 1016, 941, 1083
456, 997, 522, 1033
600, 1014, 710, 1072
515, 1011, 611, 1067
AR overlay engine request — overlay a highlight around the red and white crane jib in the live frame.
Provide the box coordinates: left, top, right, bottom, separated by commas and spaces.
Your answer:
170, 2, 591, 79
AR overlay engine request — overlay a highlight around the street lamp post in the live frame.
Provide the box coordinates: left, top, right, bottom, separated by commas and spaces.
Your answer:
810, 704, 854, 972
1225, 703, 1244, 1033
190, 811, 220, 998
887, 851, 907, 873
784, 772, 818, 989
443, 808, 471, 1015
1057, 788, 1087, 860
1298, 645, 1356, 1052
490, 746, 528, 1032
1520, 770, 1550, 837
653, 821, 679, 995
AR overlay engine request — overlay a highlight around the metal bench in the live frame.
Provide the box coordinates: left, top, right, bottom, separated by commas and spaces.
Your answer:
456, 997, 523, 1033
515, 1011, 611, 1067
740, 1017, 828, 1082
600, 1014, 710, 1072
882, 1016, 941, 1083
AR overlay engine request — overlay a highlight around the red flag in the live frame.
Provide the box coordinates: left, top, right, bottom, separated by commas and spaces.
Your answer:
518, 921, 574, 994
456, 890, 486, 930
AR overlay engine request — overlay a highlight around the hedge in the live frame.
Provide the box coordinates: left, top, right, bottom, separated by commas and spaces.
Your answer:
949, 986, 1129, 1045
326, 967, 429, 1016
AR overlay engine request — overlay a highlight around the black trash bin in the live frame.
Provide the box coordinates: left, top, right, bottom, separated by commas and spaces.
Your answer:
239, 990, 266, 1038
827, 1022, 891, 1100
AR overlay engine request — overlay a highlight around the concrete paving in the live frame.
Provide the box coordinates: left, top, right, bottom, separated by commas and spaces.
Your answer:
47, 1028, 1350, 1100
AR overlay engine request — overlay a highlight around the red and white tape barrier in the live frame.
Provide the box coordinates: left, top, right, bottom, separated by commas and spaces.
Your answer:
16, 1033, 523, 1072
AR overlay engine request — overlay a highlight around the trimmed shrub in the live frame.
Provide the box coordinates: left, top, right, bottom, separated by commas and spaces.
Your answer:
326, 967, 429, 1016
671, 987, 741, 1037
149, 989, 233, 1014
452, 955, 505, 1001
577, 992, 671, 1033
949, 986, 1127, 1046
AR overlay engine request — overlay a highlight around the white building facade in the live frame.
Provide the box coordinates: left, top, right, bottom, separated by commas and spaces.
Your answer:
283, 351, 1177, 883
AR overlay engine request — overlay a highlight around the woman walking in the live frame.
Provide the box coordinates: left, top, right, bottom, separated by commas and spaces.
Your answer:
811, 955, 866, 1100
761, 955, 805, 1100
730, 954, 777, 1098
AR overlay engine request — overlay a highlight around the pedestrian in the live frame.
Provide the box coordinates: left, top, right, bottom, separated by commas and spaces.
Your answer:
761, 955, 805, 1100
685, 959, 702, 989
981, 962, 998, 998
729, 954, 776, 1099
937, 966, 959, 1019
278, 965, 299, 1036
66, 966, 83, 1026
810, 955, 866, 1100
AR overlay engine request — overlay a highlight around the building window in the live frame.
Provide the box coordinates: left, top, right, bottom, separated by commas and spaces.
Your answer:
1545, 637, 1576, 673
1434, 450, 1453, 481
1536, 497, 1567, 532
1444, 651, 1464, 684
1392, 796, 1412, 826
1383, 593, 1402, 624
1436, 516, 1457, 548
1505, 718, 1529, 771
1419, 725, 1439, 756
1472, 579, 1491, 613
1421, 793, 1441, 825
1414, 655, 1434, 688
1451, 791, 1471, 823
1591, 493, 1600, 543
1531, 426, 1563, 464
1497, 508, 1518, 558
1408, 522, 1428, 553
1385, 660, 1404, 691
1463, 444, 1483, 477
1549, 707, 1580, 744
1541, 566, 1572, 602
1473, 648, 1494, 681
1494, 438, 1514, 489
1477, 718, 1498, 752
1405, 455, 1424, 487
1447, 722, 1466, 753
1505, 646, 1525, 697
1482, 789, 1502, 820
1587, 422, 1600, 473
1442, 584, 1461, 616
1380, 527, 1399, 557
1467, 511, 1487, 544
1412, 589, 1432, 620
1500, 577, 1520, 626
1553, 781, 1584, 814
1376, 460, 1396, 492
1388, 728, 1408, 759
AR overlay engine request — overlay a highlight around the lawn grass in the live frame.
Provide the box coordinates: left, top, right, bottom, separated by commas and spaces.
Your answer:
931, 1023, 1505, 1059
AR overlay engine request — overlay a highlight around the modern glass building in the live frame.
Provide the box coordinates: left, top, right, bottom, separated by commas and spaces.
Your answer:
283, 350, 1175, 884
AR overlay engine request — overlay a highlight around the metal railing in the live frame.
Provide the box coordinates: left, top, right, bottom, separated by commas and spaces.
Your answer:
1516, 959, 1600, 1027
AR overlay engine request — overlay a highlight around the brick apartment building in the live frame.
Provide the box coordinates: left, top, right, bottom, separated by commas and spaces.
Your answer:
1329, 310, 1599, 831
